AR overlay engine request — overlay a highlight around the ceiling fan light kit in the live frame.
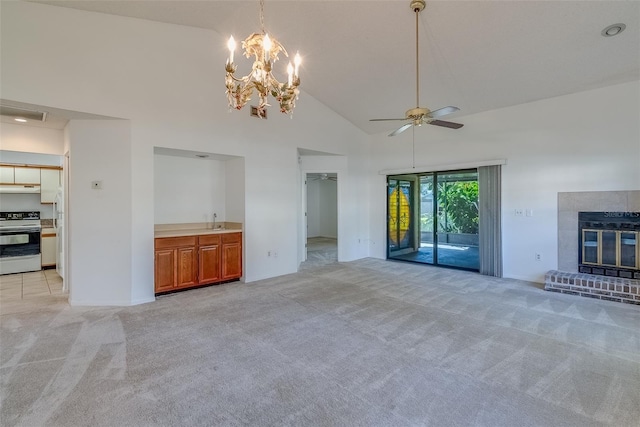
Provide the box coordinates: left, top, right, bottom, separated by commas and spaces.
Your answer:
370, 0, 463, 136
225, 0, 301, 118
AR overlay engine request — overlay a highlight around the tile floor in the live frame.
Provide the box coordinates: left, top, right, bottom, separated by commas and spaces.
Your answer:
0, 269, 65, 302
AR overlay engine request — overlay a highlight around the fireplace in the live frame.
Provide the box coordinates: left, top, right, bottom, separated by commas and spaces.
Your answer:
578, 212, 640, 279
546, 192, 640, 305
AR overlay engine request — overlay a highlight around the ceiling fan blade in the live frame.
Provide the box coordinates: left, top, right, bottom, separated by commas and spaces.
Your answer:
429, 120, 464, 129
370, 118, 408, 122
428, 106, 459, 118
389, 123, 413, 137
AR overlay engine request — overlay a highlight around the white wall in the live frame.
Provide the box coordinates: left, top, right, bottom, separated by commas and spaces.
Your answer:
66, 119, 138, 305
369, 81, 640, 282
306, 178, 337, 238
1, 2, 370, 303
319, 180, 338, 238
0, 193, 55, 219
154, 154, 226, 224
0, 123, 64, 155
306, 179, 320, 237
225, 157, 245, 224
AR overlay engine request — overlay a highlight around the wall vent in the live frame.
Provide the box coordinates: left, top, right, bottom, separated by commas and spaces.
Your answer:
0, 105, 48, 122
250, 105, 267, 119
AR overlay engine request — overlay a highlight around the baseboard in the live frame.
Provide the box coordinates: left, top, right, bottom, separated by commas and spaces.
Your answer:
69, 296, 156, 307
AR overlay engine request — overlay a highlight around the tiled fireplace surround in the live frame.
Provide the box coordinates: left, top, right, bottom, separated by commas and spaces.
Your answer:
545, 191, 640, 305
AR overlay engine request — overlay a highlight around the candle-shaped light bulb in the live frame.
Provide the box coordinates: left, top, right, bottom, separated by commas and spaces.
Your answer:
294, 52, 301, 77
263, 34, 272, 62
227, 36, 236, 63
287, 62, 294, 87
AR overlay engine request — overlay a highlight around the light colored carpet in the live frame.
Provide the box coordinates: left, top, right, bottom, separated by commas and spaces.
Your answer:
301, 237, 338, 269
1, 258, 639, 426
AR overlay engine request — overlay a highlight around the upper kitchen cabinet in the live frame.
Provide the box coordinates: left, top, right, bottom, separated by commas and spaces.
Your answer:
14, 167, 41, 184
1, 165, 42, 184
0, 166, 14, 183
40, 168, 61, 203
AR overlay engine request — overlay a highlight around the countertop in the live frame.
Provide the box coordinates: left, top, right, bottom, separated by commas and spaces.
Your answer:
154, 222, 242, 239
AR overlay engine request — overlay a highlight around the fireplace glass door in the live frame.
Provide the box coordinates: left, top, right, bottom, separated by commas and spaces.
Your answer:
620, 232, 637, 269
601, 231, 617, 266
582, 230, 599, 264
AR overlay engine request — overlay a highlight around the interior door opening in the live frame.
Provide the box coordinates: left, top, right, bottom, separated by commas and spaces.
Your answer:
387, 169, 479, 271
303, 172, 338, 267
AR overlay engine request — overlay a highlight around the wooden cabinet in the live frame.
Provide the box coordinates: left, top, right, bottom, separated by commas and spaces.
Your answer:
198, 234, 221, 284
41, 230, 57, 267
155, 249, 176, 293
154, 236, 198, 293
40, 168, 61, 203
154, 232, 242, 294
176, 247, 198, 288
222, 232, 243, 281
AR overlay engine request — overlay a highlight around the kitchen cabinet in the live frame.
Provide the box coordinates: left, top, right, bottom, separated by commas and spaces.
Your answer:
154, 231, 242, 294
40, 168, 61, 203
198, 234, 221, 284
0, 166, 14, 184
14, 167, 40, 184
41, 229, 56, 267
154, 236, 198, 293
222, 232, 243, 281
0, 166, 62, 196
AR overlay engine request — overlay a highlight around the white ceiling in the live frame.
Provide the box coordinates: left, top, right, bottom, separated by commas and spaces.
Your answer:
22, 1, 640, 134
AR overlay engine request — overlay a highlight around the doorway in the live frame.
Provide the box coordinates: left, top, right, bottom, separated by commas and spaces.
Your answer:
303, 173, 338, 268
388, 169, 479, 271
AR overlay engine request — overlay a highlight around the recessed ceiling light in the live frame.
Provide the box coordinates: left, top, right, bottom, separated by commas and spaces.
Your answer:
601, 23, 626, 37
14, 117, 28, 122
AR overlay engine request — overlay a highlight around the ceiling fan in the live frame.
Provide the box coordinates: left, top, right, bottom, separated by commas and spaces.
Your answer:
308, 173, 337, 182
370, 0, 463, 136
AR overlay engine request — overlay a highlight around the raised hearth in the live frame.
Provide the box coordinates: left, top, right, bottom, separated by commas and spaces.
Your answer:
545, 270, 640, 305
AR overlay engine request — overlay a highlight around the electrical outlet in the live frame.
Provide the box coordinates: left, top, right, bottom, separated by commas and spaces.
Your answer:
273, 250, 278, 258
535, 253, 542, 261
514, 209, 524, 217
91, 180, 102, 190
267, 250, 271, 257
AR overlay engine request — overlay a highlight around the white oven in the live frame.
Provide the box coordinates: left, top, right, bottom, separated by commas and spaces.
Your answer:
0, 211, 42, 275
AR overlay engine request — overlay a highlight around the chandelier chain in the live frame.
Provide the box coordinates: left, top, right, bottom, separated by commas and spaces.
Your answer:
260, 0, 265, 33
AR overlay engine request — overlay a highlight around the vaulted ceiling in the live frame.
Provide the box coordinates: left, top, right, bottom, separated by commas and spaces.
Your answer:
24, 1, 640, 134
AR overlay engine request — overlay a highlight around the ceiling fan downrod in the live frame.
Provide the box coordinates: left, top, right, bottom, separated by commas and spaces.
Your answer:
411, 0, 425, 109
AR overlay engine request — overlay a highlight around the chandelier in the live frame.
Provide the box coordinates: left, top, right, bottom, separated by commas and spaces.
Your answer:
225, 0, 301, 117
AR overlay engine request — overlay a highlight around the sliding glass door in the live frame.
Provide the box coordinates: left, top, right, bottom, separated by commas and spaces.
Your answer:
388, 170, 479, 271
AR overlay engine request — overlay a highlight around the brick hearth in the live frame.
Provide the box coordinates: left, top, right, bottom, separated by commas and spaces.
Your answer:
545, 270, 640, 305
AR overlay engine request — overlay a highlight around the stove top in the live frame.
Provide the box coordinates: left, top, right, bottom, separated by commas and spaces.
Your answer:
0, 211, 40, 221
0, 211, 41, 229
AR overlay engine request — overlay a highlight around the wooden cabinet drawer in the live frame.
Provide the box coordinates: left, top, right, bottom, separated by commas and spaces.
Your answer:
155, 236, 197, 250
198, 234, 221, 246
222, 232, 242, 244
